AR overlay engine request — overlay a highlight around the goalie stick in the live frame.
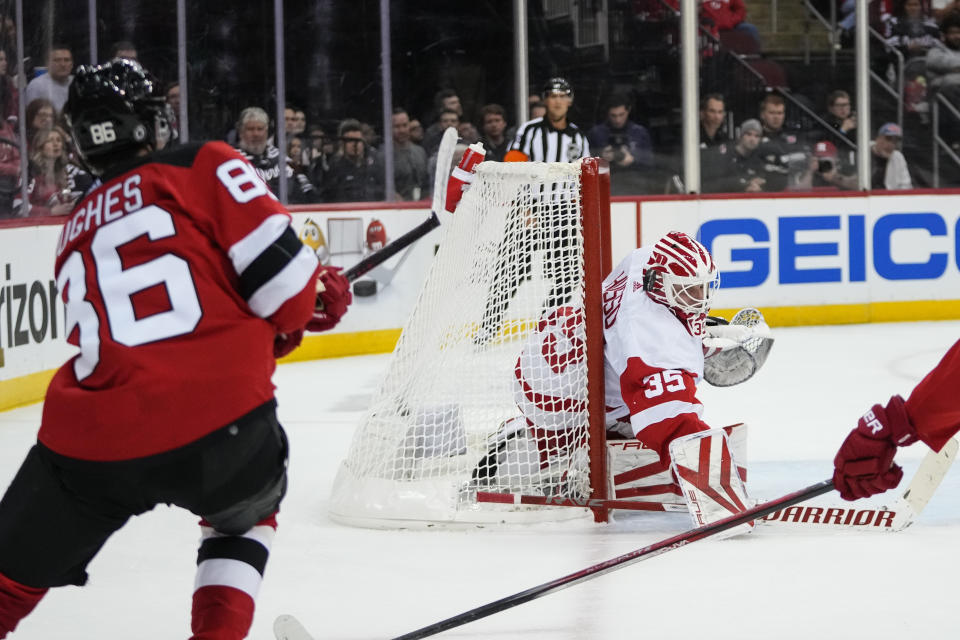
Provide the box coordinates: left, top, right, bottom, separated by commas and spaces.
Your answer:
275, 480, 833, 640
341, 127, 459, 283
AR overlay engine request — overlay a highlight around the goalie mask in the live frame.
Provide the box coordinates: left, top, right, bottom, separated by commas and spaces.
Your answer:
643, 231, 720, 335
63, 58, 170, 175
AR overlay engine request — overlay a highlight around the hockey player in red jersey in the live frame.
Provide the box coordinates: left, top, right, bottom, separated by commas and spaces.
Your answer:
0, 59, 351, 639
833, 339, 960, 500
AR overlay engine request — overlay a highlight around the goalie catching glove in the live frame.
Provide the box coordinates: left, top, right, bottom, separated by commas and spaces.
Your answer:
833, 395, 918, 501
701, 308, 773, 386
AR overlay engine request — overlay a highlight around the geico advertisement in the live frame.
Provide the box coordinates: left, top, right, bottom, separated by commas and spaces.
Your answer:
0, 209, 438, 384
639, 194, 960, 309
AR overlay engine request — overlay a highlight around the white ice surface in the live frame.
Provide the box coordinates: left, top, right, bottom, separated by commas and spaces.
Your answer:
2, 320, 959, 639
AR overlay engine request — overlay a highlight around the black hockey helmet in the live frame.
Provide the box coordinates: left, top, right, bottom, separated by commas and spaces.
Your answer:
63, 58, 169, 175
542, 77, 573, 99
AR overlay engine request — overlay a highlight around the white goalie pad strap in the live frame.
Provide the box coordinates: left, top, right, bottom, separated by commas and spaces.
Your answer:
607, 439, 682, 504
670, 427, 752, 536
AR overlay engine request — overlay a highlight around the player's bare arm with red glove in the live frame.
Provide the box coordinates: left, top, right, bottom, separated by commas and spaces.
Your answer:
833, 339, 960, 500
274, 268, 353, 358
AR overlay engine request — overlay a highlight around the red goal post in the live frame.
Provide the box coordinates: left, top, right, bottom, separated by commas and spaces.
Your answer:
329, 157, 613, 527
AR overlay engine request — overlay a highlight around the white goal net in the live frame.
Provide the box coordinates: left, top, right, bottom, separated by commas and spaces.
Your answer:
329, 159, 609, 527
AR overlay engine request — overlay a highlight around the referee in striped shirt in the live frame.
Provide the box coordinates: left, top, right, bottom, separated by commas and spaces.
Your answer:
476, 78, 590, 345
506, 77, 590, 163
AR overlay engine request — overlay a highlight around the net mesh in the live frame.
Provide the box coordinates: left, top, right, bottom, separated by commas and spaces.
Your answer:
330, 161, 594, 526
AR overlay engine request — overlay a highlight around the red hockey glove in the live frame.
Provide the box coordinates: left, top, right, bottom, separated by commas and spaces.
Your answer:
306, 268, 352, 332
274, 329, 304, 359
833, 395, 918, 501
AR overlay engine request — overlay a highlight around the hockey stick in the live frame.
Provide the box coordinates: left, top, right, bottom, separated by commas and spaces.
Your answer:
760, 438, 958, 532
341, 211, 440, 282
475, 491, 687, 512
389, 479, 834, 640
342, 126, 459, 282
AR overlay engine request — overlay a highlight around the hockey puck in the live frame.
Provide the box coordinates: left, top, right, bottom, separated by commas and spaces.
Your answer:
353, 279, 377, 297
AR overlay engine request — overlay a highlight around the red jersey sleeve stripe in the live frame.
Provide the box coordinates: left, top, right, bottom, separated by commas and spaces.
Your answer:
228, 214, 290, 275
247, 245, 318, 319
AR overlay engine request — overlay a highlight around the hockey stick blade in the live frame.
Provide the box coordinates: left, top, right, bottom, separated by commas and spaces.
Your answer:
893, 437, 958, 528
343, 127, 459, 283
274, 614, 314, 640
391, 479, 834, 640
759, 438, 958, 532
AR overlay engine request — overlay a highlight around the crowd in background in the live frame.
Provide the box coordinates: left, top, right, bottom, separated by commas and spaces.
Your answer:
9, 0, 960, 218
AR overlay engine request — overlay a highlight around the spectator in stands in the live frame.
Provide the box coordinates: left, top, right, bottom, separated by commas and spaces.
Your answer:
306, 125, 329, 187
700, 0, 762, 50
283, 106, 309, 165
871, 122, 914, 188
287, 135, 306, 172
322, 118, 385, 202
424, 108, 460, 156
530, 100, 546, 120
408, 117, 425, 145
423, 89, 463, 156
699, 93, 728, 148
458, 121, 480, 145
926, 11, 960, 132
25, 98, 55, 149
25, 44, 73, 113
478, 103, 511, 161
27, 126, 90, 217
234, 106, 316, 204
756, 93, 815, 191
811, 139, 858, 189
885, 0, 939, 116
360, 121, 380, 152
885, 0, 938, 61
381, 107, 429, 201
0, 49, 17, 125
588, 94, 653, 194
822, 89, 858, 142
702, 118, 767, 192
165, 81, 181, 142
110, 40, 138, 61
284, 105, 307, 139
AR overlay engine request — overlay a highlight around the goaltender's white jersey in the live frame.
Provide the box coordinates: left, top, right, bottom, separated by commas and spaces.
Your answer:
513, 247, 709, 456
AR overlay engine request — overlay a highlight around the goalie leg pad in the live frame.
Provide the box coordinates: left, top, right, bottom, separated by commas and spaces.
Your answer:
607, 439, 683, 506
670, 427, 752, 537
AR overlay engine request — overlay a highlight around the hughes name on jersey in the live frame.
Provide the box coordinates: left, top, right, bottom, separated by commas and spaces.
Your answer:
41, 141, 319, 461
